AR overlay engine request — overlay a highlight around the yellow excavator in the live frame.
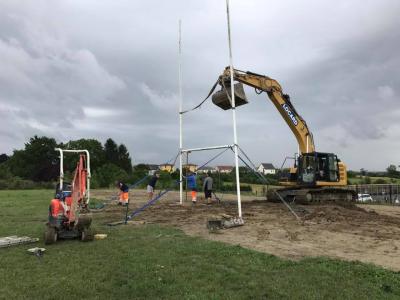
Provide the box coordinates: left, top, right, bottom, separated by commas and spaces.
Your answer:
211, 67, 356, 203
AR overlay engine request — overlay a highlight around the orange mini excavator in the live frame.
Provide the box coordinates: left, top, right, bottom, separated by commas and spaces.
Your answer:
44, 148, 93, 244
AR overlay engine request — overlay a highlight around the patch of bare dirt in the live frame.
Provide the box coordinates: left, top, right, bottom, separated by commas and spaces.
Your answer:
92, 189, 400, 271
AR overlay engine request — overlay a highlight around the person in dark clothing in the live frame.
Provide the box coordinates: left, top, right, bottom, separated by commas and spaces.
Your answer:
117, 181, 129, 206
147, 173, 160, 200
203, 173, 213, 204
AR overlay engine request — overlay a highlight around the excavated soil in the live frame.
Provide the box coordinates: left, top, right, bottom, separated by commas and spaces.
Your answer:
93, 190, 400, 271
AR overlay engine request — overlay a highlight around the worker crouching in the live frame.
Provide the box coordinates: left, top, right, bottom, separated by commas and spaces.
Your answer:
49, 193, 66, 227
117, 181, 129, 206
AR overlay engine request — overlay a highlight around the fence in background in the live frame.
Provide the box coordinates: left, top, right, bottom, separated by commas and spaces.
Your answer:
348, 184, 400, 204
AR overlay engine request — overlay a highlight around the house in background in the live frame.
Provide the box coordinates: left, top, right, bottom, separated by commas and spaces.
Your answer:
183, 163, 198, 173
216, 165, 233, 174
159, 163, 176, 173
257, 163, 276, 175
146, 164, 159, 175
196, 166, 217, 174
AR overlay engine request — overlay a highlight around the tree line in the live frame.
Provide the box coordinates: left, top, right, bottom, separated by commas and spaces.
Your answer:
0, 135, 275, 190
0, 135, 133, 189
3, 135, 397, 190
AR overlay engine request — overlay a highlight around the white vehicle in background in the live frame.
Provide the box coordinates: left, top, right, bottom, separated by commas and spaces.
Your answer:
357, 193, 373, 203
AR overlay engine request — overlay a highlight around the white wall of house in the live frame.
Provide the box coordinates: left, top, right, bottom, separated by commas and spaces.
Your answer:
219, 169, 232, 174
257, 164, 276, 175
197, 168, 217, 174
216, 167, 233, 173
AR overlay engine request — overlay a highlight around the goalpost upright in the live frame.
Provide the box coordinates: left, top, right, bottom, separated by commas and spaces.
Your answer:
178, 0, 243, 218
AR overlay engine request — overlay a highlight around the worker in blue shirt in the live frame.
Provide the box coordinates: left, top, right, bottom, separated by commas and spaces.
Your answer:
187, 172, 197, 204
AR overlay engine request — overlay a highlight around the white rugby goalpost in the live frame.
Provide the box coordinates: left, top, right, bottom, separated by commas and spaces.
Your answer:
178, 0, 243, 218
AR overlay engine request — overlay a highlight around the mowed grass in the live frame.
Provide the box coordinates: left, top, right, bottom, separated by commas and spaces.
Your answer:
1, 190, 400, 299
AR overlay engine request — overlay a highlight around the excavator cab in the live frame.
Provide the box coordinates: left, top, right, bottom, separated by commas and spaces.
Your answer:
297, 152, 339, 185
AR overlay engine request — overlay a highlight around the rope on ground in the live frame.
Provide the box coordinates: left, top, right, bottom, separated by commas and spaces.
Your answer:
126, 187, 173, 221
180, 79, 219, 114
273, 190, 301, 221
230, 147, 301, 221
108, 182, 177, 226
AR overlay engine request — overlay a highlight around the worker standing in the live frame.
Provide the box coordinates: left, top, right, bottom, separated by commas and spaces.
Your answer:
187, 172, 197, 204
117, 181, 129, 206
147, 173, 160, 200
203, 173, 214, 204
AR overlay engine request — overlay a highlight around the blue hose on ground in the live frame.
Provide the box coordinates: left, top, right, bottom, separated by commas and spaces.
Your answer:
125, 187, 174, 222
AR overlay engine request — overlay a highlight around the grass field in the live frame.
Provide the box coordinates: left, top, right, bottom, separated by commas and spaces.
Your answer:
1, 190, 400, 299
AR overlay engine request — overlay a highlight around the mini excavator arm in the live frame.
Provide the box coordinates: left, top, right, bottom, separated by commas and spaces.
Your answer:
69, 154, 88, 223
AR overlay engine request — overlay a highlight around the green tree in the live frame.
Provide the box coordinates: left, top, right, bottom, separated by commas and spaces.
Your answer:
158, 171, 173, 189
364, 176, 371, 184
0, 154, 9, 164
133, 164, 150, 172
131, 164, 149, 182
386, 164, 400, 178
347, 170, 356, 178
93, 163, 128, 188
0, 164, 12, 180
61, 139, 106, 172
117, 144, 132, 174
104, 138, 119, 165
8, 136, 58, 181
374, 178, 387, 184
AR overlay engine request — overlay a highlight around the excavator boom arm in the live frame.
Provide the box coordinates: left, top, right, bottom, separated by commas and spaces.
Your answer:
220, 67, 315, 154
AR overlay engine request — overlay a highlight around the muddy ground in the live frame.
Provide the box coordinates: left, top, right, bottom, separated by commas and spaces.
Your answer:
93, 189, 400, 271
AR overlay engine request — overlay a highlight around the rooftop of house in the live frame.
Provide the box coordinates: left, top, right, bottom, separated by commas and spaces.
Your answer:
197, 166, 216, 170
146, 164, 159, 170
217, 165, 234, 170
260, 163, 275, 169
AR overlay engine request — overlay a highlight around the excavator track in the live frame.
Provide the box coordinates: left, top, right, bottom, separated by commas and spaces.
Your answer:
268, 187, 356, 205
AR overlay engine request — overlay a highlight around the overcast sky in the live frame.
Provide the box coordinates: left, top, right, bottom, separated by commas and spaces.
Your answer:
0, 0, 399, 171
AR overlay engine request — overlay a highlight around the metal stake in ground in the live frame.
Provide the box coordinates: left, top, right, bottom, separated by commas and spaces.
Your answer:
124, 198, 129, 224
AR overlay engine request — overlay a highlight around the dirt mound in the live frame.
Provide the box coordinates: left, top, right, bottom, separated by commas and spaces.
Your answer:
93, 190, 400, 271
303, 204, 400, 226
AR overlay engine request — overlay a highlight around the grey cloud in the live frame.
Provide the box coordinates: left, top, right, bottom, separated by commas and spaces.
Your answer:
0, 0, 399, 170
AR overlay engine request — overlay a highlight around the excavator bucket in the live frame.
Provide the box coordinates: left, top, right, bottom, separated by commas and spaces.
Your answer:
212, 83, 248, 110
